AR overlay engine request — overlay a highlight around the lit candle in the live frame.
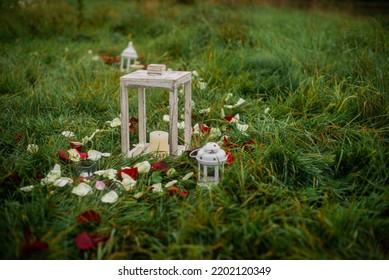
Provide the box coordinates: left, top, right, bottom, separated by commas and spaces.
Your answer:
149, 131, 169, 154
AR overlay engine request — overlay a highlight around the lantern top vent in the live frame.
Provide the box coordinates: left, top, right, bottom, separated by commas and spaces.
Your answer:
121, 41, 137, 58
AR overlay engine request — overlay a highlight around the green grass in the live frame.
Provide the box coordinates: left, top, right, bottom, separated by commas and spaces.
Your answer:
0, 0, 388, 259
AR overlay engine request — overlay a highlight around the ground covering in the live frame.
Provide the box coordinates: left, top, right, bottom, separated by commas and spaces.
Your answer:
0, 0, 388, 259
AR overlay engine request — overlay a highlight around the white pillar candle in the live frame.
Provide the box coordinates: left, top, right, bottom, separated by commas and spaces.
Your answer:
149, 131, 169, 154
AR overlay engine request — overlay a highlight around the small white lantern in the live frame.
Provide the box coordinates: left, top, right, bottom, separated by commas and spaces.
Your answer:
120, 41, 138, 72
192, 142, 227, 187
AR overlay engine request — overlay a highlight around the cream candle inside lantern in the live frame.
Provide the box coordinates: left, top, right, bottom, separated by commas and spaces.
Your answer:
149, 131, 169, 154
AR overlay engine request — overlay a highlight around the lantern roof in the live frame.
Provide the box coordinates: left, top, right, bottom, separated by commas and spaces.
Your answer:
121, 41, 138, 58
195, 142, 227, 166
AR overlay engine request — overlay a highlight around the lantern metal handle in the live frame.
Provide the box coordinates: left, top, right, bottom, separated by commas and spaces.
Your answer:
189, 148, 200, 158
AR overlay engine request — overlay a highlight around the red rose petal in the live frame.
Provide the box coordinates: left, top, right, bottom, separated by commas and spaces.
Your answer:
224, 116, 235, 122
77, 151, 88, 160
76, 210, 101, 224
75, 232, 95, 250
226, 152, 235, 166
180, 191, 189, 198
58, 150, 70, 163
90, 233, 110, 244
166, 185, 179, 194
199, 123, 210, 134
70, 141, 83, 150
118, 167, 138, 179
151, 161, 170, 172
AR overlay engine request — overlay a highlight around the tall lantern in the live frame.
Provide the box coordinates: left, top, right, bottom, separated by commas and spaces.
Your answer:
120, 64, 192, 157
120, 41, 138, 72
191, 142, 227, 187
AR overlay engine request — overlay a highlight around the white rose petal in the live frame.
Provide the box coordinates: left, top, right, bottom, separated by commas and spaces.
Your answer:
134, 161, 151, 173
236, 98, 245, 107
224, 93, 233, 101
210, 127, 221, 138
165, 180, 178, 188
101, 190, 118, 203
192, 70, 199, 77
151, 183, 163, 193
121, 177, 137, 191
264, 107, 270, 114
95, 180, 106, 190
94, 169, 117, 180
163, 115, 170, 122
68, 149, 81, 162
20, 185, 35, 192
101, 152, 111, 157
41, 164, 62, 185
182, 172, 194, 181
178, 121, 185, 130
87, 150, 102, 161
167, 168, 176, 176
236, 123, 249, 132
27, 144, 39, 154
133, 191, 144, 199
71, 183, 92, 196
61, 131, 75, 138
107, 117, 121, 128
53, 177, 73, 187
199, 108, 211, 114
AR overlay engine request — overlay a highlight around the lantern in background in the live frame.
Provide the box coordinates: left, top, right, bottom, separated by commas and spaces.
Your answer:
120, 41, 138, 72
191, 142, 227, 187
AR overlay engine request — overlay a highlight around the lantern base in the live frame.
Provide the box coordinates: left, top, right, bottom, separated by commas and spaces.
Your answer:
127, 143, 186, 158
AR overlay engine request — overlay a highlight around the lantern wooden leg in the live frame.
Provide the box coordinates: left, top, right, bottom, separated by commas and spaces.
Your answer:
169, 84, 178, 155
184, 80, 192, 150
120, 83, 130, 157
138, 87, 146, 146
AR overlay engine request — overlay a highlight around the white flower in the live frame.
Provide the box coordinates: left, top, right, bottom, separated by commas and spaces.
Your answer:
199, 107, 211, 114
165, 180, 178, 188
121, 177, 137, 191
182, 172, 194, 181
151, 183, 163, 193
41, 164, 61, 185
236, 123, 249, 132
61, 131, 75, 138
20, 185, 35, 192
71, 183, 92, 196
68, 149, 81, 162
53, 177, 73, 187
107, 117, 121, 128
27, 144, 39, 154
264, 107, 270, 114
94, 169, 117, 180
87, 49, 93, 55
101, 191, 118, 203
163, 115, 170, 122
134, 161, 151, 173
87, 150, 111, 161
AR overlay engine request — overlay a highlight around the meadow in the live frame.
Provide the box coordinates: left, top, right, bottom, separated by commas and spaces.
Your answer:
0, 0, 388, 259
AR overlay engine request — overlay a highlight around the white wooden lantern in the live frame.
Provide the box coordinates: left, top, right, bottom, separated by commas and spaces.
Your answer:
120, 65, 192, 157
191, 142, 227, 187
120, 41, 138, 72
